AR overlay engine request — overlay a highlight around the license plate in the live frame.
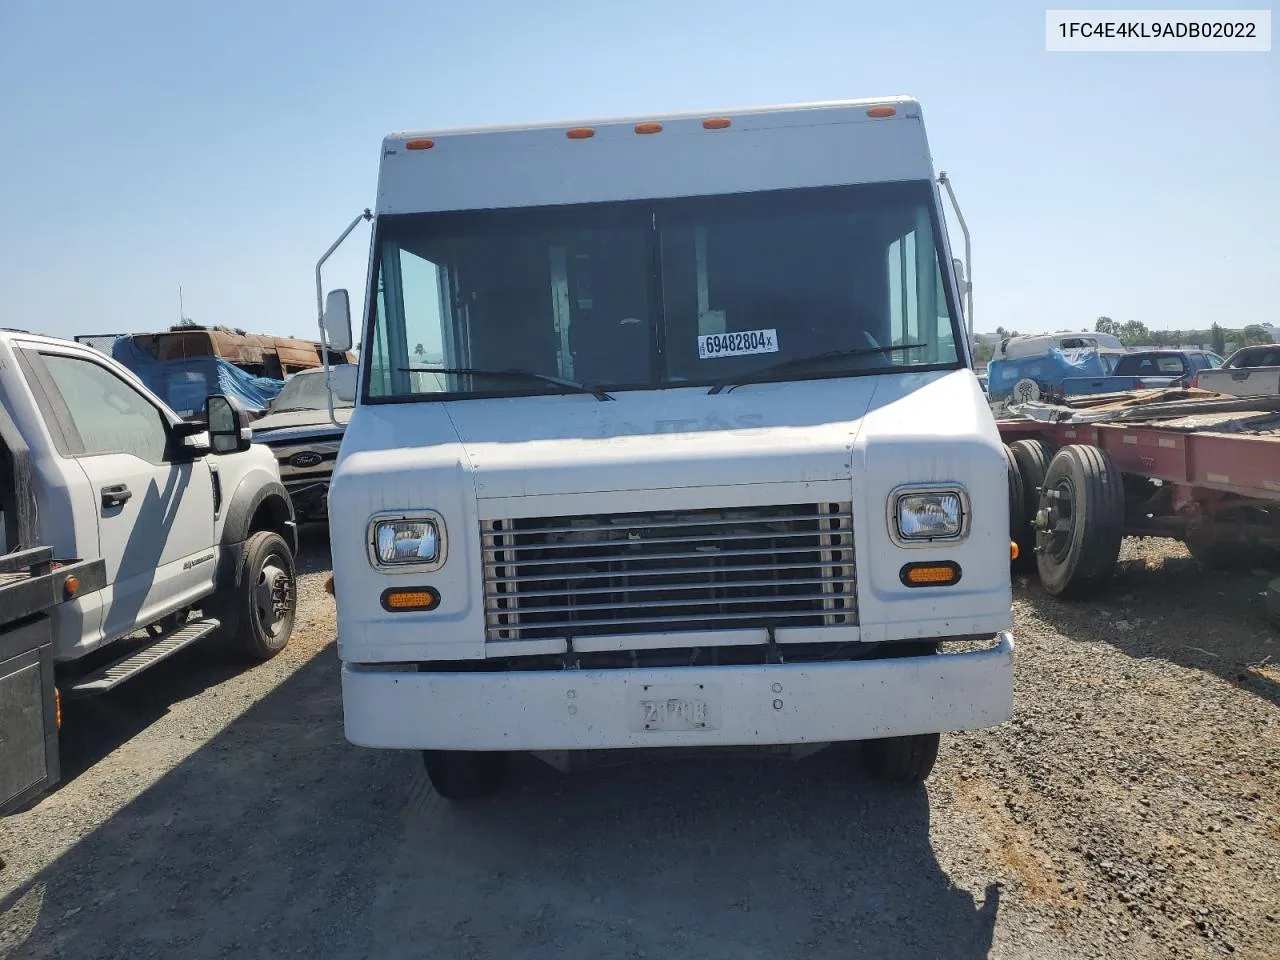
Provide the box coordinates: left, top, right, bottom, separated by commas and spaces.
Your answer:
631, 683, 719, 732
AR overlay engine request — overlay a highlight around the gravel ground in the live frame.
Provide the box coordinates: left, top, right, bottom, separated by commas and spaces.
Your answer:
2, 533, 1278, 960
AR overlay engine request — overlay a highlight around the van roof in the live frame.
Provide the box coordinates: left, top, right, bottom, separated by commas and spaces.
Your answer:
386, 96, 921, 141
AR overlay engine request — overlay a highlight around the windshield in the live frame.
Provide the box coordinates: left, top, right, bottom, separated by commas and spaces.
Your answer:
365, 181, 962, 401
1113, 354, 1186, 376
270, 368, 354, 412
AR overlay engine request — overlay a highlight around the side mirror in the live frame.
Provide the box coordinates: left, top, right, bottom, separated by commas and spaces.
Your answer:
323, 289, 353, 353
206, 394, 252, 454
170, 418, 211, 458
330, 364, 358, 403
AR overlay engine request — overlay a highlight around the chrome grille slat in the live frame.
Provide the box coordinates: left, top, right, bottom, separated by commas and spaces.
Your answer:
484, 590, 847, 616
481, 512, 853, 538
488, 609, 844, 633
485, 575, 847, 601
482, 542, 850, 569
481, 559, 850, 585
483, 502, 857, 643
483, 528, 850, 552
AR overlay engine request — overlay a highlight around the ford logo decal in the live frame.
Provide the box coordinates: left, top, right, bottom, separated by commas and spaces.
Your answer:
289, 451, 323, 469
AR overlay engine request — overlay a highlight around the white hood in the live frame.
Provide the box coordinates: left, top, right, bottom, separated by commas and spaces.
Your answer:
335, 375, 906, 499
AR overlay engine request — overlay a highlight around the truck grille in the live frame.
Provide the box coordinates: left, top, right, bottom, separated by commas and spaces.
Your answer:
482, 502, 856, 642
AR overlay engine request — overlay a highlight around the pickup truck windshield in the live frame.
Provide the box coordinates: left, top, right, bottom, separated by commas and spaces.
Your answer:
365, 180, 962, 400
270, 368, 355, 412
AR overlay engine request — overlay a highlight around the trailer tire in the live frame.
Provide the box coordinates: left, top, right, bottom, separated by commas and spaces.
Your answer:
1035, 444, 1125, 600
1004, 445, 1028, 570
423, 750, 509, 801
864, 733, 940, 783
1008, 439, 1050, 573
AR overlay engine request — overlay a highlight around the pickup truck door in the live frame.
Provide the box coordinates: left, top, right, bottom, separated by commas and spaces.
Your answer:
17, 346, 218, 640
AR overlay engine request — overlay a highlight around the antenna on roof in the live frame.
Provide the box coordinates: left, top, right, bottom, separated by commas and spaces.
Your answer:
178, 285, 195, 327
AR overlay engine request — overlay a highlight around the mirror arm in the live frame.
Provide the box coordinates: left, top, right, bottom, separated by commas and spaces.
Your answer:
317, 209, 372, 426
937, 171, 972, 344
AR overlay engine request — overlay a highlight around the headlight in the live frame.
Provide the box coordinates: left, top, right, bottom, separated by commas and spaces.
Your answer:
372, 517, 441, 565
895, 491, 965, 541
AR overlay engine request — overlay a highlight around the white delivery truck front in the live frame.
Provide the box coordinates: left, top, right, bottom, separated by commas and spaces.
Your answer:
323, 97, 1015, 800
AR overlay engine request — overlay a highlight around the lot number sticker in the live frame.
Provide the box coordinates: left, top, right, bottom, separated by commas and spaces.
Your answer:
697, 329, 779, 360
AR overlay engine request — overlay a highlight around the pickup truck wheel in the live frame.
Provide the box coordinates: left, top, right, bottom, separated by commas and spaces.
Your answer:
422, 750, 509, 801
223, 531, 297, 662
864, 733, 940, 783
1009, 439, 1050, 574
1034, 444, 1125, 600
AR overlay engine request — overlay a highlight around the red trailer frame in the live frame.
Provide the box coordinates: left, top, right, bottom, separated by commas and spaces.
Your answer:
995, 397, 1280, 598
998, 419, 1280, 503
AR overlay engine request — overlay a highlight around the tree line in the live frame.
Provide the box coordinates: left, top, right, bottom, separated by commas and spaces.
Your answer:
972, 319, 1273, 364
1093, 317, 1273, 353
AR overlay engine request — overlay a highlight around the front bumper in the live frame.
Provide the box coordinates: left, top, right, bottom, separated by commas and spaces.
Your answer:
341, 633, 1014, 751
284, 478, 330, 519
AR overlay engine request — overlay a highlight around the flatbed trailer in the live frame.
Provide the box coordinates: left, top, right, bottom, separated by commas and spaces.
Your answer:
0, 400, 103, 814
995, 390, 1280, 598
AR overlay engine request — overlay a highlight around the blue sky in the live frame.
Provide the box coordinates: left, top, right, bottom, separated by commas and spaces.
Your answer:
0, 0, 1275, 342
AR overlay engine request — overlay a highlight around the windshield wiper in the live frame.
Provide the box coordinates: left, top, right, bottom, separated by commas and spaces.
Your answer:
706, 344, 930, 395
398, 366, 615, 401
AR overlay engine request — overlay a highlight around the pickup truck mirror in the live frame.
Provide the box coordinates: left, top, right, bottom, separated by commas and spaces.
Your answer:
323, 289, 353, 353
206, 395, 252, 454
170, 419, 212, 458
329, 364, 358, 403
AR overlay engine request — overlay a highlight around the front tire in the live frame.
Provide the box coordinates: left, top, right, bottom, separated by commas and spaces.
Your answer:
864, 733, 940, 783
422, 750, 509, 801
218, 531, 298, 661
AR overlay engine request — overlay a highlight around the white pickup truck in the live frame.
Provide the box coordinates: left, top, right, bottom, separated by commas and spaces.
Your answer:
1193, 343, 1280, 397
0, 330, 299, 810
320, 97, 1015, 800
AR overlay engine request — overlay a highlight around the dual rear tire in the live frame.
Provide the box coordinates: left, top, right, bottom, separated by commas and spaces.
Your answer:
1004, 440, 1125, 599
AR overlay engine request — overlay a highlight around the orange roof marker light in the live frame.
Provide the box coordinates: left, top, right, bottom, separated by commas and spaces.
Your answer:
566, 127, 596, 140
634, 122, 663, 135
867, 105, 897, 118
702, 117, 732, 130
405, 138, 435, 150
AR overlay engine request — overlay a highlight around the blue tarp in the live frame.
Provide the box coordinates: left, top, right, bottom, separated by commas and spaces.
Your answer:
987, 347, 1110, 401
110, 337, 285, 419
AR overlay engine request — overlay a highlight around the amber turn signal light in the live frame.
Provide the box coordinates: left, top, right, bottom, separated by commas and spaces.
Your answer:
379, 587, 441, 612
1010, 540, 1020, 561
64, 575, 80, 598
899, 561, 962, 587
